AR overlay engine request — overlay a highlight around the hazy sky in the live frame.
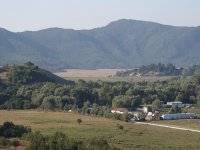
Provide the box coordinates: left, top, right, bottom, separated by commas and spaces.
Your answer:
0, 0, 200, 32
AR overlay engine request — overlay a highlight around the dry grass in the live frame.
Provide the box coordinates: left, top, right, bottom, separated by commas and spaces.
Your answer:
54, 69, 123, 78
54, 69, 173, 82
1, 110, 200, 150
152, 119, 200, 130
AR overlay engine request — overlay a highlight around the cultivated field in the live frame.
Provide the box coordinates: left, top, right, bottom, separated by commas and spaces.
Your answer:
1, 110, 200, 150
55, 69, 174, 82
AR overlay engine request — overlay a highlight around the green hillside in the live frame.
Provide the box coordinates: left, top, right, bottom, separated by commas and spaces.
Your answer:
0, 62, 73, 85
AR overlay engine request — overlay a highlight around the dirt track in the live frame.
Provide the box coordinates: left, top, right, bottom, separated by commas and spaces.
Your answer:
136, 122, 200, 133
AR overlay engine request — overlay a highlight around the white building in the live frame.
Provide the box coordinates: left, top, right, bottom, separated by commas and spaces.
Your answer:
111, 108, 128, 114
160, 113, 197, 120
167, 101, 183, 108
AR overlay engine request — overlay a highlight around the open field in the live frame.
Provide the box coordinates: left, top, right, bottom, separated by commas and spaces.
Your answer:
54, 69, 123, 78
152, 119, 200, 130
1, 110, 200, 150
54, 69, 174, 82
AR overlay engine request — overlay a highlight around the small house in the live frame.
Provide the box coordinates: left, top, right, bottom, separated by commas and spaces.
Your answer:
167, 102, 182, 108
111, 108, 128, 114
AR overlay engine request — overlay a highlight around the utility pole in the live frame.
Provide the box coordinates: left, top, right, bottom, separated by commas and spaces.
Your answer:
188, 119, 189, 130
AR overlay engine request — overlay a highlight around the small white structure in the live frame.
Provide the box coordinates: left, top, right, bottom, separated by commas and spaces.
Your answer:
111, 108, 128, 114
160, 113, 197, 120
130, 118, 136, 123
132, 111, 141, 118
167, 102, 183, 108
140, 105, 152, 113
143, 106, 149, 113
136, 73, 142, 77
145, 112, 153, 120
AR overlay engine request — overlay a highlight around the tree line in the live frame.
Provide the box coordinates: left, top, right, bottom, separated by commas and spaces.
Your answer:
116, 63, 200, 77
1, 63, 200, 115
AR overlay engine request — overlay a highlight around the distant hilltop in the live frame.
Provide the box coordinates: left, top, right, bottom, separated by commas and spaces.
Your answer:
0, 19, 200, 71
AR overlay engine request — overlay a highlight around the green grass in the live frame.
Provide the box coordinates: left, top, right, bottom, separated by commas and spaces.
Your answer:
1, 110, 200, 150
152, 119, 200, 130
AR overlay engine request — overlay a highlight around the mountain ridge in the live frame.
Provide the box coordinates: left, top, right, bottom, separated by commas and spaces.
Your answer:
0, 19, 200, 71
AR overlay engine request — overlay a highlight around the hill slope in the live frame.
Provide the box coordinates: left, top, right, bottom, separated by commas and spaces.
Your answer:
0, 63, 73, 85
0, 19, 200, 70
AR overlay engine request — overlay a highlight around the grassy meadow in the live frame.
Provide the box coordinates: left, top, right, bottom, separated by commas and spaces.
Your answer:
1, 110, 200, 150
152, 119, 200, 130
54, 69, 174, 82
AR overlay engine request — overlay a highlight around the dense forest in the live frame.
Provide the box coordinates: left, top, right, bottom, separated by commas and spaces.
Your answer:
116, 63, 200, 77
1, 63, 200, 116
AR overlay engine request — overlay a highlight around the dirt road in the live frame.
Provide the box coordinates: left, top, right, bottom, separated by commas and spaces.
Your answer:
136, 122, 200, 133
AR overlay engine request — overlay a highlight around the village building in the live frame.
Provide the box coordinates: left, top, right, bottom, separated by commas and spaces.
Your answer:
160, 113, 197, 120
111, 108, 128, 114
167, 101, 183, 108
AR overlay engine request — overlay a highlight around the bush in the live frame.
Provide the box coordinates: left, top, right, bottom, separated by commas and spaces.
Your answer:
25, 132, 114, 150
77, 118, 82, 125
87, 137, 110, 150
116, 124, 124, 130
0, 137, 10, 148
0, 121, 31, 138
48, 132, 69, 150
12, 139, 20, 150
69, 140, 86, 150
24, 131, 48, 150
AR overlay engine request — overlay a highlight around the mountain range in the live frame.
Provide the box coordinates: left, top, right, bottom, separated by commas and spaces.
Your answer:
0, 19, 200, 71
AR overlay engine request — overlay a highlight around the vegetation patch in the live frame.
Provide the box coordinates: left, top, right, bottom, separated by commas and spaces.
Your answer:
1, 110, 200, 150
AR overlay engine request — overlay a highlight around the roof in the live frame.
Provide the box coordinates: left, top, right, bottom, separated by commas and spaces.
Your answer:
167, 101, 182, 105
112, 108, 128, 112
140, 105, 152, 107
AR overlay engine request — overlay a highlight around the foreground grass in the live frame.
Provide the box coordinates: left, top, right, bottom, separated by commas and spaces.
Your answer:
1, 110, 200, 150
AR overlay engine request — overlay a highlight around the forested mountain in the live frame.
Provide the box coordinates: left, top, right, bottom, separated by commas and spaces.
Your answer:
0, 19, 200, 71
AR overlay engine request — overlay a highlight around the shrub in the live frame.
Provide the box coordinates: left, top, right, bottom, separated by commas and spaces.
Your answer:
49, 132, 69, 150
77, 118, 82, 125
24, 131, 48, 150
12, 139, 20, 150
0, 137, 10, 148
116, 124, 124, 130
0, 121, 31, 138
87, 137, 110, 150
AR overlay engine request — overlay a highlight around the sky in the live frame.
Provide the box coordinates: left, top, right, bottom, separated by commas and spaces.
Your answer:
0, 0, 200, 32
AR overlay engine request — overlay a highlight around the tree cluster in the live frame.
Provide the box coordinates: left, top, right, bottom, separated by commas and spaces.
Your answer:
24, 131, 119, 150
116, 63, 200, 77
1, 64, 200, 117
0, 121, 31, 138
